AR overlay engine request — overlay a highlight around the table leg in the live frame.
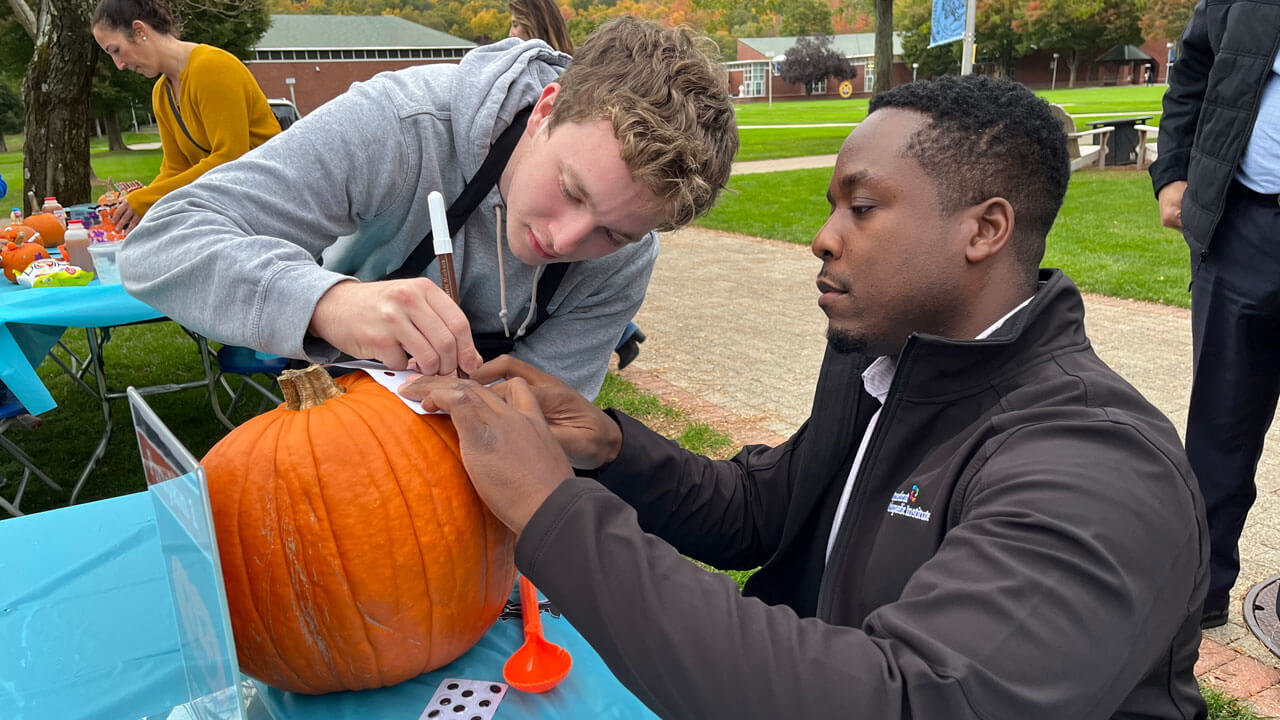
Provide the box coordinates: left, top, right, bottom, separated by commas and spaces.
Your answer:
48, 338, 102, 398
69, 327, 114, 505
0, 418, 63, 517
67, 327, 219, 504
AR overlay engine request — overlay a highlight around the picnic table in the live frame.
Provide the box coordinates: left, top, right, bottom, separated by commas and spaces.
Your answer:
1088, 115, 1154, 166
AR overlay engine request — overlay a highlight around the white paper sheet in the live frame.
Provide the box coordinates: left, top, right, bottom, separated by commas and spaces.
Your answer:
327, 360, 439, 414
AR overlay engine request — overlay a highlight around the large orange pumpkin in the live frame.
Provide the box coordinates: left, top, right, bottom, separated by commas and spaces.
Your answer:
24, 213, 65, 249
201, 365, 516, 694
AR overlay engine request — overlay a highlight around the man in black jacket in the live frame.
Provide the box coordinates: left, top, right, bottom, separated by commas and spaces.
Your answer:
405, 76, 1209, 719
1149, 0, 1280, 629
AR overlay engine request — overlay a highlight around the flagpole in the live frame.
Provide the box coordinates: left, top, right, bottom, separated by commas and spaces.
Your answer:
960, 0, 976, 75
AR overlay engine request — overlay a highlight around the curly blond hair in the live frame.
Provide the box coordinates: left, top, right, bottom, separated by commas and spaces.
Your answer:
550, 17, 738, 231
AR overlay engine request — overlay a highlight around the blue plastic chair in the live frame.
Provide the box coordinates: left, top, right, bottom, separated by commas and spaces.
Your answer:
0, 386, 61, 517
207, 345, 291, 429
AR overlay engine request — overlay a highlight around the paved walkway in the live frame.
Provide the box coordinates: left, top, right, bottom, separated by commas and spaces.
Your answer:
617, 169, 1280, 710
731, 154, 838, 175
738, 123, 857, 128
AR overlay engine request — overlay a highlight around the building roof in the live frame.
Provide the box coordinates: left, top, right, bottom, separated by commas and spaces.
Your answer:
256, 14, 475, 51
739, 32, 904, 59
1095, 44, 1154, 62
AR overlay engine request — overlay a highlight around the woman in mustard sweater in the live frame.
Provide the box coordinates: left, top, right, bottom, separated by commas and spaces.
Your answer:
92, 0, 279, 234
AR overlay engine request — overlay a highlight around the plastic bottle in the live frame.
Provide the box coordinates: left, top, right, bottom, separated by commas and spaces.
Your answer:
41, 197, 67, 227
63, 219, 94, 273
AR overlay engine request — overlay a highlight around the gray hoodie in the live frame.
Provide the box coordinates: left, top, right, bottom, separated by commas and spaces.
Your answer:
120, 38, 658, 399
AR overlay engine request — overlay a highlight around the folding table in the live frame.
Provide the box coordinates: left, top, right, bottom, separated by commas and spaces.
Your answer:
0, 280, 216, 509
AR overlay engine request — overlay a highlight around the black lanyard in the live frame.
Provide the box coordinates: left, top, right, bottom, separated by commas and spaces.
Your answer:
164, 82, 211, 154
385, 107, 570, 359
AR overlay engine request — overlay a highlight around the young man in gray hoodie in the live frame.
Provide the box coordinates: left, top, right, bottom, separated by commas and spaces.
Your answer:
119, 18, 737, 399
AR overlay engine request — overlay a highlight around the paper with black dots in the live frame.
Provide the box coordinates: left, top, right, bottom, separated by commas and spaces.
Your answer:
418, 678, 508, 720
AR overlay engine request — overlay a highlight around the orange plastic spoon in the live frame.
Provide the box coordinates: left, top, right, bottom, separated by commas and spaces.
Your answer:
503, 575, 572, 693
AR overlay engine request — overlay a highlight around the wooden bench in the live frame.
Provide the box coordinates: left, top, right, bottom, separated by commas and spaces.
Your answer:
1134, 124, 1160, 169
1050, 104, 1114, 171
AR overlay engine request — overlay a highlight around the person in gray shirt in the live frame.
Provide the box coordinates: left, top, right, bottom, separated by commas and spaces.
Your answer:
120, 18, 737, 399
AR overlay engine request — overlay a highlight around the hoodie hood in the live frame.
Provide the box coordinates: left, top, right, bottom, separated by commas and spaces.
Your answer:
451, 38, 570, 180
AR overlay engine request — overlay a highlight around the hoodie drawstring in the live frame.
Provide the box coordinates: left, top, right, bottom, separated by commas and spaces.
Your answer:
494, 204, 543, 340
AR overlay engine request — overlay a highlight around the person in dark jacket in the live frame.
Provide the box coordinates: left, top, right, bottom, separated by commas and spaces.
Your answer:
403, 76, 1209, 719
1149, 0, 1280, 630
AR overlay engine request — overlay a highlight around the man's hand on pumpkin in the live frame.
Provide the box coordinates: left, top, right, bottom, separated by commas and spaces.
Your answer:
422, 376, 572, 535
401, 355, 623, 470
309, 278, 484, 374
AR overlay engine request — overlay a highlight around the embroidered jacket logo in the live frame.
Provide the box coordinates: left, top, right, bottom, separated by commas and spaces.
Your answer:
887, 483, 932, 522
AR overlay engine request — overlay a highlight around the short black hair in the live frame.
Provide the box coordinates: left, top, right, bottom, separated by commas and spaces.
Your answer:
868, 75, 1069, 272
92, 0, 179, 37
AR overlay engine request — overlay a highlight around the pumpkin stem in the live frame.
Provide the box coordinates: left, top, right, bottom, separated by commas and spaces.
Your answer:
279, 364, 346, 411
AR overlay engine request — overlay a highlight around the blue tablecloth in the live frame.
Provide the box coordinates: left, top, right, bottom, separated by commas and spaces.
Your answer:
0, 492, 189, 719
0, 490, 656, 720
0, 280, 160, 415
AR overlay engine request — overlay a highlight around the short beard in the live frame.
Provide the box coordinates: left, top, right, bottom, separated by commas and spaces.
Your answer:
827, 328, 867, 355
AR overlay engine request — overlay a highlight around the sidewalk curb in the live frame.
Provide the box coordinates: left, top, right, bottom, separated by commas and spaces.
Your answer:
1200, 637, 1280, 715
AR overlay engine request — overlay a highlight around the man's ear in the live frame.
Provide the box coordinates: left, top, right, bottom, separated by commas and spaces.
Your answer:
963, 197, 1015, 264
527, 83, 561, 137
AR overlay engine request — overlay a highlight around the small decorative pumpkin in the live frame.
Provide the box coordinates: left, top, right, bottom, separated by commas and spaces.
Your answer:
0, 222, 41, 245
2, 238, 51, 283
201, 364, 516, 694
24, 213, 66, 249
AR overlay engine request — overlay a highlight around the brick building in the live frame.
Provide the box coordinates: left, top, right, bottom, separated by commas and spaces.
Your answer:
1014, 39, 1179, 88
246, 15, 475, 115
728, 32, 1180, 103
727, 33, 909, 102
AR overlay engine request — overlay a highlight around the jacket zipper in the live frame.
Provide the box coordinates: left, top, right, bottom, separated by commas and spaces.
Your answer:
816, 341, 916, 620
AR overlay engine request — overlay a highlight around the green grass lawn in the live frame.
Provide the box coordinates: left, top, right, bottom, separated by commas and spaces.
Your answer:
738, 125, 854, 162
736, 84, 1165, 126
1042, 170, 1188, 304
736, 97, 870, 126
1038, 84, 1168, 114
732, 85, 1166, 159
696, 167, 1189, 306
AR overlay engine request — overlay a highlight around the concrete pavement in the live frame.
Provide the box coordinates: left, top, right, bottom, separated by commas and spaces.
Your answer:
731, 154, 838, 176
619, 223, 1280, 712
